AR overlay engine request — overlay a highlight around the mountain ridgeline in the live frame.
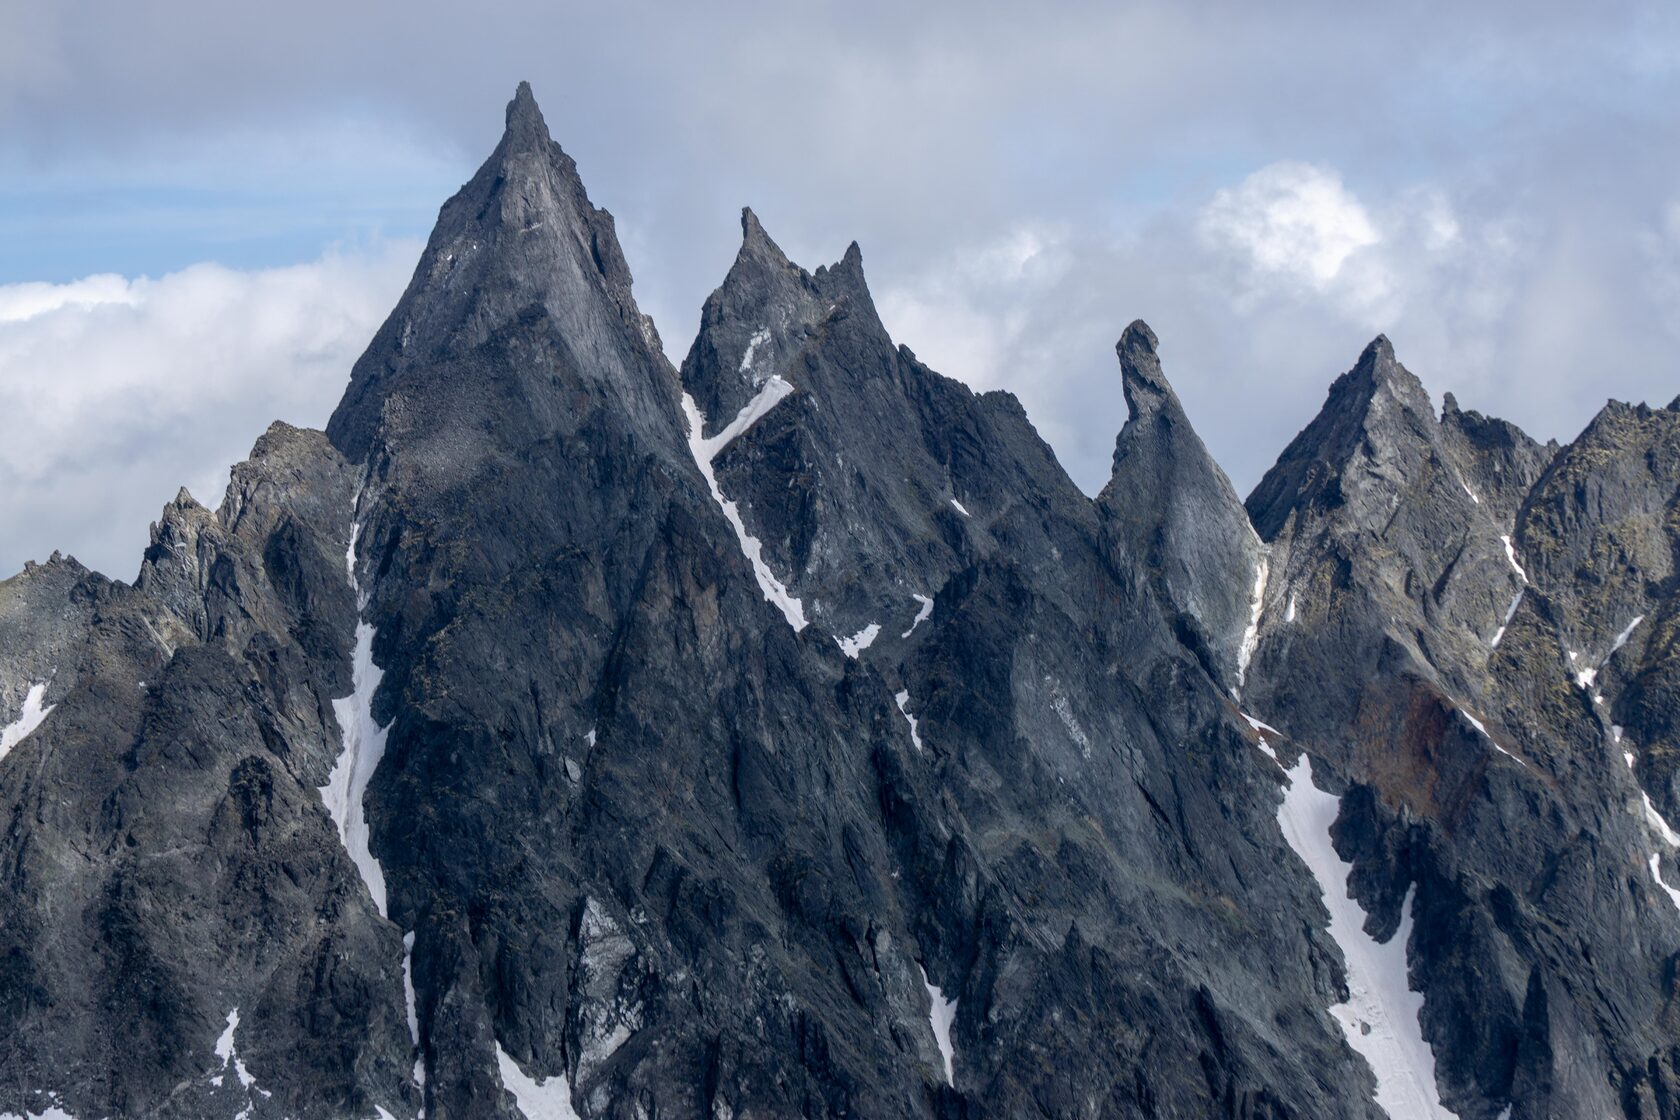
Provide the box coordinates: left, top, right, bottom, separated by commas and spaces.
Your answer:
2, 83, 1679, 1120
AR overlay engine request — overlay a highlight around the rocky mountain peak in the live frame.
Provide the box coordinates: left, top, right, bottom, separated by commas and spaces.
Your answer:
737, 206, 791, 267
1246, 335, 1442, 542
326, 82, 678, 471
1098, 322, 1261, 693
1338, 333, 1433, 422
1114, 319, 1177, 421
502, 79, 549, 149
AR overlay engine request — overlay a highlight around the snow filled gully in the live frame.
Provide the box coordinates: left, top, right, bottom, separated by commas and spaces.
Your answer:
1253, 725, 1459, 1120
320, 516, 393, 917
318, 506, 429, 1107
681, 375, 807, 631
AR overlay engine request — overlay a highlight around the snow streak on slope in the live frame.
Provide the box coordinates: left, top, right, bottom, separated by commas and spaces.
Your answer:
918, 965, 957, 1086
402, 931, 427, 1089
1635, 764, 1680, 913
1650, 856, 1680, 912
1572, 616, 1645, 692
323, 618, 393, 916
1273, 753, 1457, 1119
320, 516, 394, 916
1490, 591, 1521, 649
1455, 708, 1525, 768
497, 1044, 581, 1120
739, 327, 771, 376
213, 1010, 257, 1091
1610, 615, 1645, 656
1234, 548, 1269, 696
681, 378, 807, 631
1499, 535, 1528, 584
895, 690, 923, 752
902, 594, 934, 639
836, 623, 881, 658
1643, 794, 1680, 848
0, 683, 53, 762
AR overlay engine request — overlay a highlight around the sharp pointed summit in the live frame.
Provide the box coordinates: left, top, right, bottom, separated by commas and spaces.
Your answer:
1098, 320, 1262, 694
326, 82, 677, 468
1114, 319, 1180, 422
503, 79, 549, 144
1246, 334, 1440, 541
737, 206, 790, 266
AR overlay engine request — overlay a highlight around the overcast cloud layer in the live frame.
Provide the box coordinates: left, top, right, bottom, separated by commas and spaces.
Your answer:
2, 1, 1678, 578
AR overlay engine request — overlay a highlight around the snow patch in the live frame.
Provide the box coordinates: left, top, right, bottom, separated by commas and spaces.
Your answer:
949, 498, 970, 517
0, 683, 53, 763
1457, 708, 1525, 768
497, 1043, 581, 1120
1610, 615, 1646, 656
1242, 713, 1281, 761
1234, 551, 1269, 697
1650, 855, 1680, 913
918, 965, 958, 1086
1490, 590, 1522, 649
1048, 682, 1091, 757
1499, 535, 1528, 584
212, 1009, 269, 1104
323, 619, 393, 916
1464, 708, 1532, 772
1460, 479, 1480, 504
1272, 753, 1457, 1119
321, 508, 395, 915
738, 327, 771, 377
836, 623, 881, 659
345, 520, 361, 595
894, 690, 923, 752
585, 728, 596, 748
0, 1098, 79, 1120
402, 931, 426, 1088
681, 381, 807, 631
1285, 592, 1297, 624
1644, 794, 1680, 847
902, 594, 934, 639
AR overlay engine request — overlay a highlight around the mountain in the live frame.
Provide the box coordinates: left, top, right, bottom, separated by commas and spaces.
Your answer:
1, 83, 1677, 1120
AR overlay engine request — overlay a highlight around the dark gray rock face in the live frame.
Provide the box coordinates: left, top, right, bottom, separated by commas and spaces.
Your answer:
2, 82, 1679, 1120
1097, 321, 1264, 696
1243, 340, 1680, 1119
0, 425, 412, 1120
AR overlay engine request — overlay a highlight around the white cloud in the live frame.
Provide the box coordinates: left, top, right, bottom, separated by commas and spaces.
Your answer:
1199, 162, 1389, 316
876, 223, 1069, 392
0, 242, 418, 579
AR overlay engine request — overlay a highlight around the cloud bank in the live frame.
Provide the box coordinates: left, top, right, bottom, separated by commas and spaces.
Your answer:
0, 244, 418, 577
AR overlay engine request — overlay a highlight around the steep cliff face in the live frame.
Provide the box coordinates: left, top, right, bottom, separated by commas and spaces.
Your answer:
1097, 320, 1264, 696
2, 83, 1679, 1120
1243, 340, 1680, 1119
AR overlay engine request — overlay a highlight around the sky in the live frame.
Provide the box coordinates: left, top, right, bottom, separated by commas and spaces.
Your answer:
2, 0, 1678, 578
